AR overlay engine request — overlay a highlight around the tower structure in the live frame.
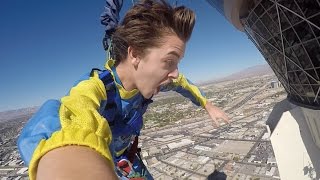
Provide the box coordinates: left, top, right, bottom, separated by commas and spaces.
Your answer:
206, 0, 320, 179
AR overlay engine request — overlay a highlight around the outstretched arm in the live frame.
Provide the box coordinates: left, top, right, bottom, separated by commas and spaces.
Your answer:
161, 73, 230, 127
204, 101, 230, 128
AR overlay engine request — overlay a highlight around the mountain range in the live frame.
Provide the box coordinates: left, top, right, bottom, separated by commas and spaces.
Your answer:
198, 63, 274, 85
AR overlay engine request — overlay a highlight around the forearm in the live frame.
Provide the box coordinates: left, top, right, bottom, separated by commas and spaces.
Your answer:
205, 100, 230, 127
37, 146, 118, 180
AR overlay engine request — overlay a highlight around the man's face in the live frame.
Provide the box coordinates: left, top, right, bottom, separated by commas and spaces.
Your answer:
133, 35, 185, 99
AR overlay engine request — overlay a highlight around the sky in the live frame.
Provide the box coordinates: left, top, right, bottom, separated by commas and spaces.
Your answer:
0, 0, 265, 111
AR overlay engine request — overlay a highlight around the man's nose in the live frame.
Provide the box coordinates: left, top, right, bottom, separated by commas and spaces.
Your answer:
168, 68, 179, 79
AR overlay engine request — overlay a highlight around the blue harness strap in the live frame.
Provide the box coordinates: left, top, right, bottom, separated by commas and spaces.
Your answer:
93, 68, 145, 137
93, 68, 153, 178
97, 69, 118, 123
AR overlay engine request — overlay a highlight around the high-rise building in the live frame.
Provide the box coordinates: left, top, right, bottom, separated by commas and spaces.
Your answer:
271, 80, 280, 88
207, 0, 320, 179
270, 80, 282, 89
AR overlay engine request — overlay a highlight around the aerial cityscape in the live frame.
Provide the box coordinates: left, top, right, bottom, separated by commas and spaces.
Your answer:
1, 0, 320, 179
0, 71, 286, 180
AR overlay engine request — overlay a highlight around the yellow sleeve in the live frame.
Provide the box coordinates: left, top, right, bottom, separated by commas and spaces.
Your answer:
28, 71, 113, 180
171, 73, 207, 107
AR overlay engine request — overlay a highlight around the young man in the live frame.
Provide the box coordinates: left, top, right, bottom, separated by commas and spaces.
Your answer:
18, 0, 229, 179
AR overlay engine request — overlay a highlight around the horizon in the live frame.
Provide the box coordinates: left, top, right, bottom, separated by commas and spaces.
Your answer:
0, 0, 265, 111
0, 63, 272, 113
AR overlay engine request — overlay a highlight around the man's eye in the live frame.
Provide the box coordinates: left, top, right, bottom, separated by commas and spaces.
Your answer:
167, 60, 174, 67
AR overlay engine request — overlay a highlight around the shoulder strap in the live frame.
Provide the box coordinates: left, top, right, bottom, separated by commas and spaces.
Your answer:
91, 68, 119, 123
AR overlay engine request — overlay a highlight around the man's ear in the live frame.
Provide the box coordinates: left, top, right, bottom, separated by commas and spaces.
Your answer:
128, 46, 140, 67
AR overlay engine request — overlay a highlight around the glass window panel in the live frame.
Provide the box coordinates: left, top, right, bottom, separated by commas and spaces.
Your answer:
300, 56, 313, 69
260, 42, 270, 55
282, 36, 291, 49
269, 60, 278, 71
269, 38, 281, 50
247, 29, 261, 45
261, 0, 273, 10
290, 1, 304, 15
252, 24, 264, 40
305, 70, 319, 84
316, 68, 320, 77
286, 57, 299, 71
292, 84, 305, 94
279, 8, 291, 30
287, 63, 297, 72
264, 40, 277, 55
256, 20, 271, 40
277, 69, 287, 83
283, 28, 299, 46
261, 13, 271, 26
267, 5, 279, 24
269, 56, 283, 74
288, 72, 296, 83
282, 81, 289, 92
254, 4, 265, 17
296, 71, 309, 84
261, 13, 278, 34
273, 52, 282, 65
273, 53, 286, 73
280, 56, 287, 73
247, 18, 254, 27
309, 14, 320, 36
270, 21, 280, 34
293, 71, 302, 85
282, 8, 302, 25
304, 39, 320, 68
311, 85, 320, 95
285, 49, 301, 69
294, 21, 315, 42
302, 85, 315, 97
295, 0, 320, 18
292, 45, 313, 69
249, 11, 259, 27
264, 56, 272, 64
273, 33, 283, 48
311, 26, 320, 37
279, 0, 304, 15
309, 14, 320, 29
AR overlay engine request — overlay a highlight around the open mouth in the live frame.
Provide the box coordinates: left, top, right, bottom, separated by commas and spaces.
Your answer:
153, 80, 172, 95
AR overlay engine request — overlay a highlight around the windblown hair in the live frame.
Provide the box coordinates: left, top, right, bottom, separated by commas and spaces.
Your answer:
111, 0, 195, 63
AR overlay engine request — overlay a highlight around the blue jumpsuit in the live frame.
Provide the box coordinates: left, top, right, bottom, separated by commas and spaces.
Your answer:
17, 59, 208, 180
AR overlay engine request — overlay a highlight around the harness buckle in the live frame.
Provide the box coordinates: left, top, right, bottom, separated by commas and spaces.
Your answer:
117, 158, 134, 177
